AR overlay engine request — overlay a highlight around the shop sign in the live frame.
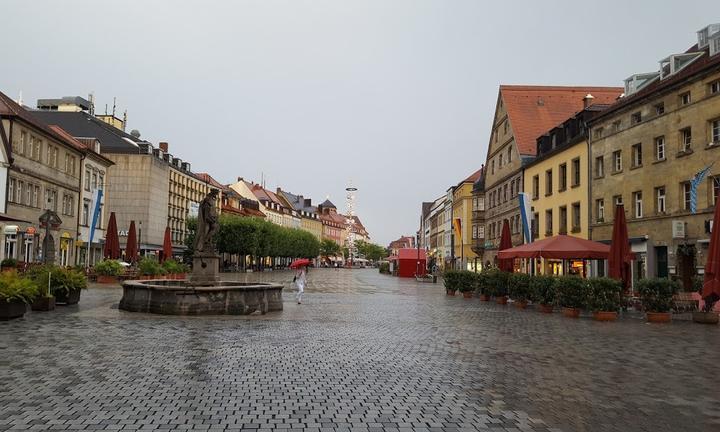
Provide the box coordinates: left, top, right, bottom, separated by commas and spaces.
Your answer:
26, 227, 36, 235
118, 230, 129, 237
672, 220, 686, 239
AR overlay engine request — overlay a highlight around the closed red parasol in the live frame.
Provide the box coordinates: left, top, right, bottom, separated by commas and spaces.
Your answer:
608, 204, 632, 291
498, 219, 513, 272
103, 212, 120, 260
702, 197, 720, 308
125, 221, 138, 264
162, 226, 173, 263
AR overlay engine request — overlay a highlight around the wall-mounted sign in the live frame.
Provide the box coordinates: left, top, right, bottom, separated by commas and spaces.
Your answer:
26, 227, 36, 235
118, 230, 129, 237
672, 220, 686, 239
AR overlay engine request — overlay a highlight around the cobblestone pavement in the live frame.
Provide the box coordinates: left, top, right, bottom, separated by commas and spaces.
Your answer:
1, 269, 719, 432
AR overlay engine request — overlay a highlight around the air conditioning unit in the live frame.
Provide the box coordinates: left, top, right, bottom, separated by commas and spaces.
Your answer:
672, 220, 686, 239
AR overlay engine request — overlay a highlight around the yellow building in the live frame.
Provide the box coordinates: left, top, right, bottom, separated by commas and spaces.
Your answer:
276, 188, 323, 240
451, 168, 483, 270
523, 103, 613, 274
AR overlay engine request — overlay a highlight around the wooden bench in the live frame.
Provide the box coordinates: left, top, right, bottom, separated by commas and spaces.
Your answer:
673, 292, 699, 313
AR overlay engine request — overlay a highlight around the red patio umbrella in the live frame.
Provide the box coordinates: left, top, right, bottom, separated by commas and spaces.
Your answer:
161, 226, 173, 263
125, 221, 138, 264
702, 197, 720, 308
103, 212, 121, 260
608, 204, 632, 291
498, 219, 513, 272
497, 235, 610, 260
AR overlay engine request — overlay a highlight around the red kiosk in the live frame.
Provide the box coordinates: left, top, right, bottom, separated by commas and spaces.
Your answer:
388, 248, 427, 278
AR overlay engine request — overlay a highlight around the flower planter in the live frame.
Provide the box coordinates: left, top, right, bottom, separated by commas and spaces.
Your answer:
55, 289, 81, 305
513, 300, 528, 309
646, 312, 671, 323
462, 292, 473, 299
97, 275, 118, 284
593, 311, 618, 322
446, 289, 456, 296
495, 296, 508, 305
0, 300, 27, 320
479, 294, 490, 302
174, 273, 187, 280
692, 311, 719, 324
562, 307, 580, 318
31, 296, 56, 311
539, 304, 554, 313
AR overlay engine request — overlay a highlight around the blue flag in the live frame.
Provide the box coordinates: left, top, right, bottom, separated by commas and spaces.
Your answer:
690, 164, 713, 213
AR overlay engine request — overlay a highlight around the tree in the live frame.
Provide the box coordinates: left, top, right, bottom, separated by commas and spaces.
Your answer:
354, 239, 388, 261
320, 239, 341, 258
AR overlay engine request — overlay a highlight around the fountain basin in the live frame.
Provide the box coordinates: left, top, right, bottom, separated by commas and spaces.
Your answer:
119, 280, 283, 315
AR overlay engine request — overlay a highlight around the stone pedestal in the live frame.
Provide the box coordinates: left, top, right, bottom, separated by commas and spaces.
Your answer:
190, 254, 220, 285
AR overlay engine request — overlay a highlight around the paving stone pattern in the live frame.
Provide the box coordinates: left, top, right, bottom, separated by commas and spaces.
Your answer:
1, 269, 719, 432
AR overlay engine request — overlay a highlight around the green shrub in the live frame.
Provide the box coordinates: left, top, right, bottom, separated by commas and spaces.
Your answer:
379, 262, 390, 274
94, 259, 123, 276
529, 275, 556, 305
26, 265, 87, 297
637, 278, 679, 313
555, 275, 588, 309
443, 269, 460, 291
1, 258, 18, 267
587, 277, 623, 312
693, 275, 704, 294
456, 270, 479, 293
484, 268, 510, 297
508, 273, 532, 302
162, 259, 189, 274
0, 271, 39, 304
139, 257, 166, 276
476, 271, 489, 295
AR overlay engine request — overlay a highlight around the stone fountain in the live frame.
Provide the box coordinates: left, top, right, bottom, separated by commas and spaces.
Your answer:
119, 190, 283, 315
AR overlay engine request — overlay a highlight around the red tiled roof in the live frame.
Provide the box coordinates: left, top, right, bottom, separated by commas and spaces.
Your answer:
222, 203, 266, 218
500, 85, 623, 155
195, 172, 224, 190
456, 167, 483, 187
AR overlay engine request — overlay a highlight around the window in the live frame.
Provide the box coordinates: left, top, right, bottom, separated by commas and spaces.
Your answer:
45, 189, 57, 211
655, 103, 665, 115
477, 225, 485, 239
26, 184, 32, 207
491, 160, 495, 175
32, 137, 41, 161
82, 199, 90, 226
572, 202, 581, 231
503, 121, 508, 135
655, 136, 666, 160
559, 206, 567, 234
507, 147, 512, 163
503, 184, 508, 202
631, 112, 642, 124
515, 178, 520, 195
62, 194, 74, 216
681, 127, 692, 152
596, 199, 605, 222
613, 150, 622, 172
559, 163, 567, 191
85, 169, 91, 190
683, 182, 691, 211
711, 80, 720, 95
8, 178, 16, 203
510, 180, 515, 198
595, 156, 604, 178
680, 92, 691, 105
92, 173, 98, 190
572, 158, 581, 186
499, 154, 503, 167
612, 120, 621, 132
532, 212, 539, 239
472, 225, 477, 239
19, 131, 28, 155
656, 187, 666, 214
632, 143, 643, 167
593, 127, 604, 139
33, 185, 40, 208
545, 169, 553, 196
614, 195, 623, 206
713, 178, 720, 206
532, 175, 539, 200
98, 174, 104, 190
477, 197, 485, 211
15, 181, 21, 205
634, 191, 643, 218
545, 209, 553, 235
712, 119, 720, 144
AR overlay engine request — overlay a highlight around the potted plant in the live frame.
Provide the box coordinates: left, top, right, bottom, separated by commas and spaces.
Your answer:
1, 258, 18, 272
94, 259, 123, 284
443, 269, 459, 296
508, 273, 532, 308
530, 275, 556, 313
486, 268, 509, 304
26, 265, 57, 311
162, 259, 189, 280
476, 271, 490, 301
637, 278, 678, 323
587, 277, 623, 321
139, 257, 166, 280
555, 275, 587, 318
456, 271, 477, 298
54, 268, 87, 305
0, 271, 39, 320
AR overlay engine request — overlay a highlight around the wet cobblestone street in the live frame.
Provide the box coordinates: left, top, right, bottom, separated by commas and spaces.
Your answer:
1, 269, 719, 432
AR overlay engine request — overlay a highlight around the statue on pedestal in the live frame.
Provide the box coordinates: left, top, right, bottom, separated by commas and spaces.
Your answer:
193, 189, 219, 255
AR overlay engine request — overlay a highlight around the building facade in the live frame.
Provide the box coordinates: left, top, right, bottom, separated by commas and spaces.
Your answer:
317, 199, 345, 245
589, 25, 720, 289
451, 168, 483, 270
277, 188, 323, 240
470, 171, 486, 271
483, 85, 623, 266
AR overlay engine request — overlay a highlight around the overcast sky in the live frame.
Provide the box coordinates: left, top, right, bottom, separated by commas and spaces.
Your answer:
1, 1, 716, 245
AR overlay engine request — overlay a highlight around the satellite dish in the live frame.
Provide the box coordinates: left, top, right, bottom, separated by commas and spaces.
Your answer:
130, 129, 141, 138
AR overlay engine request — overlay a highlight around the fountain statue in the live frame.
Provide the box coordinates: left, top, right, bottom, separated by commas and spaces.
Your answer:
119, 190, 283, 315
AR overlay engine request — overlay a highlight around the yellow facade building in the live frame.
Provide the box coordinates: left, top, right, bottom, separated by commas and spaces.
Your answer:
451, 168, 483, 270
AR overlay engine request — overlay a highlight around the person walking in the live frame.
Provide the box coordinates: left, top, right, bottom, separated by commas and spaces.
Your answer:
294, 266, 307, 304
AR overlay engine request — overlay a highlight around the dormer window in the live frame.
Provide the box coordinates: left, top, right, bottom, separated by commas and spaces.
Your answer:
659, 52, 704, 80
698, 24, 720, 49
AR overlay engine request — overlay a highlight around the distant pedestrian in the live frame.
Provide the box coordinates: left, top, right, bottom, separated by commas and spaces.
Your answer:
294, 266, 307, 304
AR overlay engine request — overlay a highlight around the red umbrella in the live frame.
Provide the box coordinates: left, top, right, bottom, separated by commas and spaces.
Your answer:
161, 226, 173, 263
498, 219, 513, 272
608, 204, 632, 291
497, 235, 610, 260
125, 221, 138, 264
702, 197, 720, 308
290, 258, 311, 269
103, 212, 121, 260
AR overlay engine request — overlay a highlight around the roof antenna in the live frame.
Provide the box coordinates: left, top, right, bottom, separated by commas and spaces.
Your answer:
111, 97, 116, 117
88, 92, 95, 115
17, 91, 23, 106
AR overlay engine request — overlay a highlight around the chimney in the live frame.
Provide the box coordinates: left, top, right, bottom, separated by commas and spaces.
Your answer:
237, 177, 243, 182
304, 198, 311, 207
583, 94, 595, 109
276, 187, 282, 195
159, 142, 169, 152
